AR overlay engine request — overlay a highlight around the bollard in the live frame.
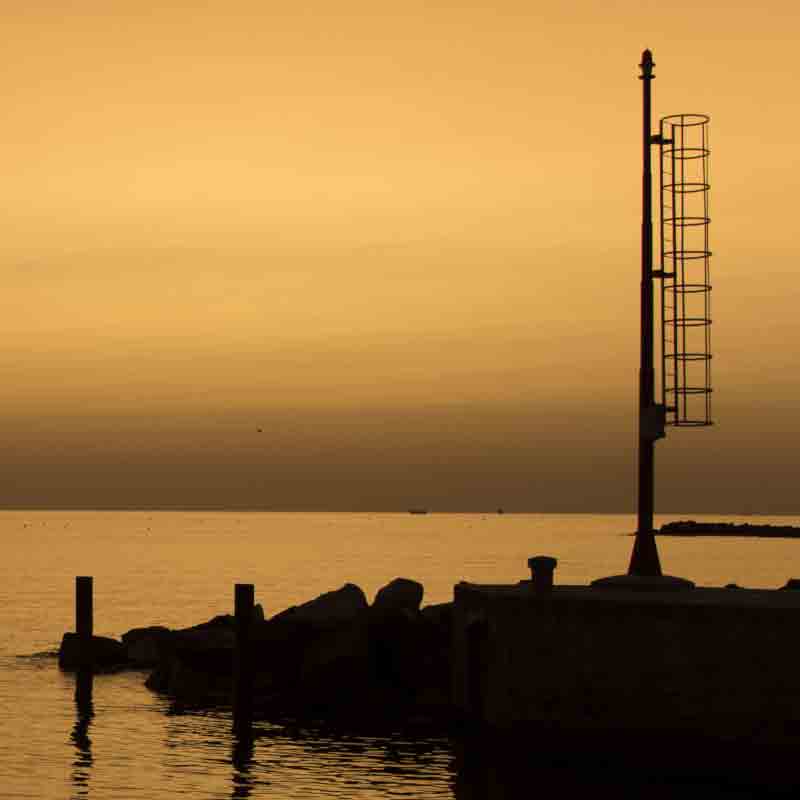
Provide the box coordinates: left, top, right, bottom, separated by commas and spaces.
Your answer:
75, 576, 93, 666
527, 556, 557, 595
233, 583, 255, 735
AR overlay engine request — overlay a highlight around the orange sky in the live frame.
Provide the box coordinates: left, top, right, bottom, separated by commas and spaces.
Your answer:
2, 2, 798, 510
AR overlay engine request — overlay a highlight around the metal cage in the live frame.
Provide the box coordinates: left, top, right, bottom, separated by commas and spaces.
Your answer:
659, 113, 712, 426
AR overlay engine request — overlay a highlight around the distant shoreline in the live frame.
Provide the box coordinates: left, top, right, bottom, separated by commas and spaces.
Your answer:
659, 520, 800, 539
1, 507, 800, 515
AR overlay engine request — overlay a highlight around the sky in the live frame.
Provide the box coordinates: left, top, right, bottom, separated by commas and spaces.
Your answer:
2, 1, 799, 511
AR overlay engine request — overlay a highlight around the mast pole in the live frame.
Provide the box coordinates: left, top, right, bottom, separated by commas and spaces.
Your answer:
629, 49, 663, 576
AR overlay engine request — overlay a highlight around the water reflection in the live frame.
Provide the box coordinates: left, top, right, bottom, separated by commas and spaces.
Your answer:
70, 668, 93, 798
231, 730, 254, 799
162, 707, 453, 797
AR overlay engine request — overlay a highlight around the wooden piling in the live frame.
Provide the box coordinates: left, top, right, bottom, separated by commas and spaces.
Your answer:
74, 576, 94, 703
75, 576, 93, 667
233, 583, 254, 734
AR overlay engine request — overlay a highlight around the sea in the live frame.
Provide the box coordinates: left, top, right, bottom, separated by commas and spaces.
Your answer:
2, 511, 799, 799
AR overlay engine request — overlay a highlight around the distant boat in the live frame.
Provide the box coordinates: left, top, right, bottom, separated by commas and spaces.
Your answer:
408, 509, 429, 515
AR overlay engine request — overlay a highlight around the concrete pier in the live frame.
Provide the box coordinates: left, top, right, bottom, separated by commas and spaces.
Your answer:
453, 570, 800, 743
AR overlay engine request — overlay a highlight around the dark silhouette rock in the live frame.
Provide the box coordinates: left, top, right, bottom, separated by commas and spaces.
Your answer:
421, 601, 453, 630
249, 615, 319, 696
122, 626, 173, 666
660, 520, 800, 538
368, 606, 426, 689
270, 583, 367, 627
184, 613, 235, 631
59, 633, 127, 671
139, 581, 454, 727
373, 578, 424, 613
144, 615, 236, 696
145, 646, 233, 701
174, 625, 235, 651
297, 614, 374, 712
780, 578, 800, 590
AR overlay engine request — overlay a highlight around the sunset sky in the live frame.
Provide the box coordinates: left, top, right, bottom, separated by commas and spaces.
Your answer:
2, 1, 798, 511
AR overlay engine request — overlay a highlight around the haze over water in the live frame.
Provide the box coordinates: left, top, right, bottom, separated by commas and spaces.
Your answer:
4, 2, 800, 514
3, 511, 799, 799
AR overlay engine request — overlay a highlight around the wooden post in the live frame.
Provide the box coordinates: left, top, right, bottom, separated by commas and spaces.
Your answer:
75, 576, 93, 666
233, 583, 254, 735
74, 576, 94, 704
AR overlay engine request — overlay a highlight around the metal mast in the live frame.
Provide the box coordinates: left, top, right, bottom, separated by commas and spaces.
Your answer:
629, 49, 663, 576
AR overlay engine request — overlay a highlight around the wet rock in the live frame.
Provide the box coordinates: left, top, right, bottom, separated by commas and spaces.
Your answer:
173, 625, 235, 652
373, 578, 424, 614
146, 647, 232, 702
250, 616, 318, 692
369, 608, 424, 691
141, 581, 454, 727
419, 602, 453, 687
122, 626, 173, 666
145, 617, 235, 696
270, 583, 368, 627
183, 614, 235, 631
298, 616, 373, 710
59, 633, 127, 671
421, 601, 453, 630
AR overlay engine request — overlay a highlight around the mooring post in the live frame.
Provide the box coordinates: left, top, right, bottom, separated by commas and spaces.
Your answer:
75, 576, 93, 665
528, 556, 557, 595
74, 576, 94, 705
233, 583, 254, 735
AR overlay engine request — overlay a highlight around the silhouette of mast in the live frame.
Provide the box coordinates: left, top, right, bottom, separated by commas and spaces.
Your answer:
629, 49, 663, 576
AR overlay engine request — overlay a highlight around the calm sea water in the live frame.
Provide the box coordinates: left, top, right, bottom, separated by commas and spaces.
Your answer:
2, 511, 799, 799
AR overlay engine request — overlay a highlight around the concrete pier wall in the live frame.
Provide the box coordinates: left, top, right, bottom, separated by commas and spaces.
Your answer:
453, 581, 800, 742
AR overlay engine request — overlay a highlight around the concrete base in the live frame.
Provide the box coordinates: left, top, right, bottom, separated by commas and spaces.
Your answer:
590, 574, 695, 591
453, 579, 800, 743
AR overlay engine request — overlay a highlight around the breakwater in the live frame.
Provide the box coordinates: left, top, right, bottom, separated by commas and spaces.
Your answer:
59, 560, 800, 741
452, 559, 800, 755
59, 577, 453, 731
660, 519, 800, 538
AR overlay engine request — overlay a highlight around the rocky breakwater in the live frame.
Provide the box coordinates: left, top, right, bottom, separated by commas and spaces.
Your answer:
659, 519, 800, 538
59, 578, 453, 729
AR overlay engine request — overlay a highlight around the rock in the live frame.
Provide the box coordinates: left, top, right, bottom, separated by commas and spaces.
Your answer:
184, 614, 235, 631
368, 606, 425, 689
122, 626, 173, 666
144, 662, 171, 693
145, 617, 235, 698
254, 603, 265, 623
781, 578, 800, 590
250, 615, 318, 692
373, 578, 424, 614
298, 618, 373, 709
146, 647, 233, 702
421, 601, 453, 630
724, 583, 741, 589
270, 583, 368, 627
59, 633, 127, 671
173, 626, 235, 652
141, 585, 455, 727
